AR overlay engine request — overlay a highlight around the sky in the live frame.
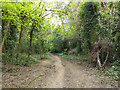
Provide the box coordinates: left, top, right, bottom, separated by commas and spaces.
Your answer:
43, 0, 69, 3
44, 0, 70, 28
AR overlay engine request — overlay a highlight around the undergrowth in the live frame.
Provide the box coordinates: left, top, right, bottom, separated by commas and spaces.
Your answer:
98, 67, 119, 81
98, 59, 120, 81
96, 65, 120, 86
2, 53, 40, 66
2, 53, 51, 73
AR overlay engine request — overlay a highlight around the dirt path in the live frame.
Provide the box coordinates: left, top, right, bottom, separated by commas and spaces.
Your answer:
2, 54, 118, 88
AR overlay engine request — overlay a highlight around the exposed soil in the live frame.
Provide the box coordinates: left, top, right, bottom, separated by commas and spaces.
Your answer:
2, 53, 118, 88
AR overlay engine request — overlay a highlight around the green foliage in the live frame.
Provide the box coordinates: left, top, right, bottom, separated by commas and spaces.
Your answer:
16, 53, 40, 66
111, 59, 120, 67
3, 67, 20, 73
2, 2, 49, 65
2, 53, 17, 65
79, 2, 99, 50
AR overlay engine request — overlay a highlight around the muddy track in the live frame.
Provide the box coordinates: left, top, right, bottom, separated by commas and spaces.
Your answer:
2, 53, 118, 88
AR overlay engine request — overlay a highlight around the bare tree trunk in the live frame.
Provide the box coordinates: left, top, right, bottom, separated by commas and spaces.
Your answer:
101, 52, 109, 67
0, 20, 10, 51
44, 40, 47, 53
16, 24, 23, 59
39, 38, 42, 59
32, 40, 34, 54
97, 52, 102, 68
26, 22, 35, 66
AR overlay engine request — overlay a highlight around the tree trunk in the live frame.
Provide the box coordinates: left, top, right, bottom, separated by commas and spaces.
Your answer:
101, 52, 109, 67
44, 40, 47, 53
32, 40, 34, 54
26, 23, 35, 66
0, 20, 10, 51
16, 24, 23, 59
39, 38, 42, 59
97, 51, 102, 68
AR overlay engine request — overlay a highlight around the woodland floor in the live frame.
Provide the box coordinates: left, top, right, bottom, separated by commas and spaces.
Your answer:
2, 53, 118, 88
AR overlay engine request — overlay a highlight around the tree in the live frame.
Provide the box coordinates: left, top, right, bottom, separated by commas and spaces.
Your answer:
79, 2, 99, 52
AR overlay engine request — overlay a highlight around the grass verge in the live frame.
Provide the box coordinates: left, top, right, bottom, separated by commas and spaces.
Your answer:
55, 53, 80, 60
31, 53, 51, 60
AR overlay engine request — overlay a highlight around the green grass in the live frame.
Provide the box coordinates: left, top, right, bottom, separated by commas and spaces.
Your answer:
55, 53, 92, 66
55, 53, 80, 60
56, 53, 91, 62
61, 55, 80, 60
32, 53, 51, 60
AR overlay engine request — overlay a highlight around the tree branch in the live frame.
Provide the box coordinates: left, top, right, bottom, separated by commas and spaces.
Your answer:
101, 52, 109, 67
